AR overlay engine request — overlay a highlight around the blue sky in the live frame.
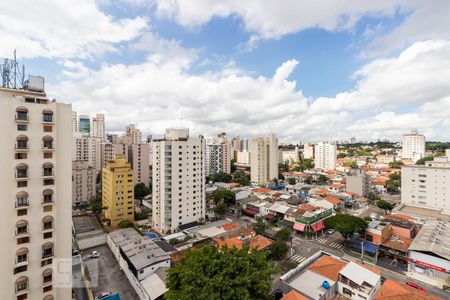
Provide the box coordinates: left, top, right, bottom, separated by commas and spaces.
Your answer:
1, 0, 450, 141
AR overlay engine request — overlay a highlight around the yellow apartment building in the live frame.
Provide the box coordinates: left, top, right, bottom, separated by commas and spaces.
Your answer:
102, 154, 135, 228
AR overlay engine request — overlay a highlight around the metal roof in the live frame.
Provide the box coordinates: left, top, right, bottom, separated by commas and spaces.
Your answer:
339, 262, 380, 287
409, 220, 450, 260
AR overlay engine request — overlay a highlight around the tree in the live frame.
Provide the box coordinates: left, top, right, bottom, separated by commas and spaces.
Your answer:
324, 214, 367, 239
212, 190, 236, 206
344, 160, 358, 169
386, 173, 401, 193
274, 228, 291, 242
166, 245, 273, 300
367, 192, 381, 205
214, 203, 227, 216
376, 199, 395, 214
231, 159, 237, 173
252, 217, 268, 235
89, 196, 104, 219
135, 208, 151, 221
416, 156, 434, 165
232, 172, 250, 186
316, 174, 329, 185
118, 219, 135, 229
134, 183, 150, 200
211, 172, 232, 183
337, 153, 347, 159
268, 240, 288, 260
388, 161, 404, 169
287, 178, 296, 185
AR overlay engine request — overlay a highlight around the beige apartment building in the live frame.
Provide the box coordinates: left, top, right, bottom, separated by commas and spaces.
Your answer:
152, 129, 206, 233
92, 113, 105, 141
72, 161, 96, 206
0, 82, 72, 300
205, 133, 231, 177
129, 143, 150, 186
401, 156, 450, 213
249, 134, 278, 185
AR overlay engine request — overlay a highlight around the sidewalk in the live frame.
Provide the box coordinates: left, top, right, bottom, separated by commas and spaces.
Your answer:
406, 271, 444, 289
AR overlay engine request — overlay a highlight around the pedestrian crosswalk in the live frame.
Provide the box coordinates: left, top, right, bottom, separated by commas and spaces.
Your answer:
290, 254, 306, 263
315, 238, 344, 249
317, 238, 327, 244
330, 242, 344, 249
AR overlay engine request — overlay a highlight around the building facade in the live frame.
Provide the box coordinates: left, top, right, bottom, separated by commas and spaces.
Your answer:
102, 154, 135, 228
92, 113, 105, 141
205, 133, 231, 177
129, 143, 150, 186
125, 124, 142, 144
401, 129, 425, 163
249, 134, 278, 185
303, 143, 315, 159
314, 142, 337, 170
345, 169, 371, 197
401, 156, 450, 213
78, 114, 90, 136
0, 84, 72, 299
72, 161, 96, 206
152, 129, 206, 233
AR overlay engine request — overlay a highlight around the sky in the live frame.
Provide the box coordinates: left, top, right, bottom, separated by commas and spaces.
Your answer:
1, 0, 450, 142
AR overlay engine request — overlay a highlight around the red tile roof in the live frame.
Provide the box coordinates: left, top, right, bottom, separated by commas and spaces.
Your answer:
375, 279, 441, 300
281, 290, 309, 300
324, 195, 342, 205
308, 255, 346, 281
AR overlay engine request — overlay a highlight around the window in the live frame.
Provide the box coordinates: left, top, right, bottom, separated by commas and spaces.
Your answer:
15, 276, 28, 293
17, 209, 27, 216
43, 152, 53, 159
43, 125, 52, 132
15, 153, 27, 160
42, 136, 53, 149
42, 110, 54, 122
17, 124, 27, 131
16, 135, 28, 150
16, 107, 28, 121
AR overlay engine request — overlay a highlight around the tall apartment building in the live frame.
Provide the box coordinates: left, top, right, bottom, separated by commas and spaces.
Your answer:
125, 124, 142, 144
129, 144, 150, 186
72, 111, 78, 133
92, 113, 105, 141
314, 142, 337, 170
72, 133, 101, 173
102, 154, 135, 228
249, 134, 278, 185
72, 161, 96, 206
401, 156, 450, 213
402, 129, 425, 163
152, 129, 206, 234
345, 169, 371, 197
78, 114, 90, 136
303, 143, 315, 159
0, 81, 72, 299
205, 133, 231, 177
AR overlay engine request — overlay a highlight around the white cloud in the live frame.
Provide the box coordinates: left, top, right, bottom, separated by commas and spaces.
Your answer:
0, 0, 148, 59
154, 0, 416, 41
48, 39, 450, 142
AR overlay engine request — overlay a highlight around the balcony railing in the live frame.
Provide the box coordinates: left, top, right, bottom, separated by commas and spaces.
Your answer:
42, 170, 54, 178
15, 115, 29, 123
15, 283, 29, 295
16, 228, 29, 236
15, 144, 29, 152
15, 171, 28, 180
42, 251, 54, 259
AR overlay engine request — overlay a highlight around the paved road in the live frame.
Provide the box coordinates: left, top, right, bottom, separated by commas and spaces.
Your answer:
286, 234, 449, 299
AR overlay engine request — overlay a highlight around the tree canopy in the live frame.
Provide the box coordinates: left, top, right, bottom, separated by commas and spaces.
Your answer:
376, 199, 395, 214
212, 190, 236, 206
386, 172, 401, 193
134, 183, 150, 200
416, 156, 435, 165
274, 228, 291, 242
268, 240, 288, 261
166, 245, 273, 300
252, 217, 268, 235
232, 172, 250, 186
209, 172, 232, 183
388, 161, 404, 169
89, 196, 103, 219
324, 214, 367, 239
344, 160, 358, 169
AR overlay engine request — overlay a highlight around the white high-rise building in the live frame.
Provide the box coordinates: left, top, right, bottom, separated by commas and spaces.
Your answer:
125, 124, 142, 144
401, 156, 450, 213
152, 129, 206, 233
129, 143, 150, 186
0, 83, 72, 299
314, 142, 337, 170
249, 134, 278, 185
402, 129, 425, 163
303, 143, 315, 159
72, 133, 101, 173
92, 113, 105, 141
78, 114, 90, 136
72, 161, 96, 206
205, 133, 231, 177
72, 111, 78, 133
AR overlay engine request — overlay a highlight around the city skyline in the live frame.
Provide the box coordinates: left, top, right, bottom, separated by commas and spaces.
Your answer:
1, 1, 450, 141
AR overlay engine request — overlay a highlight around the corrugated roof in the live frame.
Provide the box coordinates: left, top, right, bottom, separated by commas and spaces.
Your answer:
339, 262, 380, 287
408, 220, 450, 260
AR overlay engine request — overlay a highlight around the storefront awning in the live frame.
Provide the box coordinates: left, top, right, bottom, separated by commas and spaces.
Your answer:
311, 220, 324, 232
243, 208, 259, 216
293, 223, 306, 232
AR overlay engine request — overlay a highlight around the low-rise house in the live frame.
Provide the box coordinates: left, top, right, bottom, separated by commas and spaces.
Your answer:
375, 278, 440, 300
108, 228, 171, 281
292, 205, 333, 235
328, 184, 345, 193
338, 261, 382, 300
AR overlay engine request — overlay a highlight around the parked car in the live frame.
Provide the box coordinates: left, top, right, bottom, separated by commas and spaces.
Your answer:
406, 281, 427, 292
92, 251, 100, 258
327, 229, 336, 235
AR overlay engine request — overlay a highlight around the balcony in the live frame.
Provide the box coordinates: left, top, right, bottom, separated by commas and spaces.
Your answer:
41, 198, 54, 206
15, 284, 29, 296
42, 251, 54, 259
14, 257, 29, 268
42, 115, 54, 124
42, 170, 54, 178
42, 223, 53, 233
15, 144, 29, 152
16, 228, 29, 238
15, 201, 30, 209
15, 114, 29, 123
15, 171, 28, 180
42, 144, 54, 152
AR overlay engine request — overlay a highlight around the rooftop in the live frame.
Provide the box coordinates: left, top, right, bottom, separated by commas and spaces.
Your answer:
109, 228, 170, 270
287, 269, 335, 299
339, 261, 381, 287
307, 255, 346, 282
72, 214, 102, 234
281, 290, 309, 300
375, 279, 441, 300
409, 220, 450, 260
